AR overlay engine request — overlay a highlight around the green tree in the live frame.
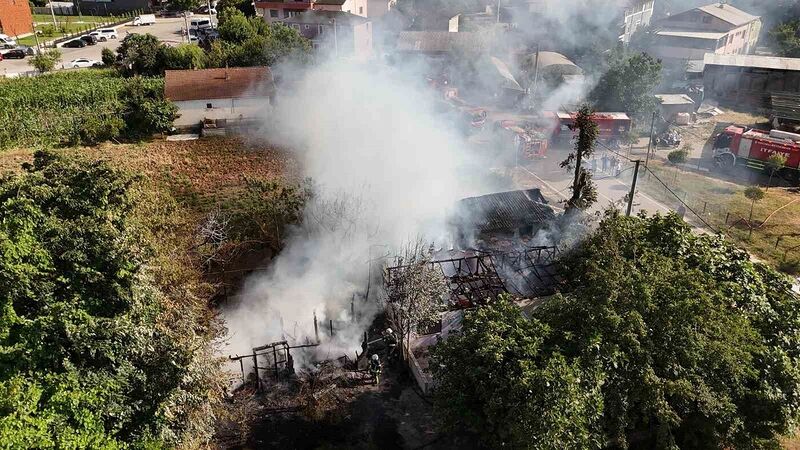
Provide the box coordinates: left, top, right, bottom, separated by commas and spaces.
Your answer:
116, 33, 165, 76
168, 0, 201, 11
560, 105, 598, 210
121, 77, 178, 136
0, 152, 220, 446
744, 185, 765, 237
27, 48, 61, 73
218, 7, 257, 43
589, 51, 662, 122
216, 0, 256, 16
432, 212, 800, 449
101, 46, 116, 67
765, 152, 788, 191
769, 20, 800, 57
161, 43, 208, 70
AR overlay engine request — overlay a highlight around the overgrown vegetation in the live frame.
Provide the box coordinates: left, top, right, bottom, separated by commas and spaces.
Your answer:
432, 212, 800, 449
0, 151, 223, 447
561, 105, 599, 210
0, 70, 175, 150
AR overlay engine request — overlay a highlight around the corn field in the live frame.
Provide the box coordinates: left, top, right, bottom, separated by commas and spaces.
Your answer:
0, 70, 164, 150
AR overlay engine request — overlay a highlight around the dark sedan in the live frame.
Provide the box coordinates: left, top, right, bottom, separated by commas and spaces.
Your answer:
79, 35, 98, 45
1, 49, 25, 59
62, 39, 86, 48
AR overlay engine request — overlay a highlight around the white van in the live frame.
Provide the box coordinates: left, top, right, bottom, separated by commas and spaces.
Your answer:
132, 14, 156, 26
189, 18, 213, 30
0, 34, 17, 47
96, 28, 119, 40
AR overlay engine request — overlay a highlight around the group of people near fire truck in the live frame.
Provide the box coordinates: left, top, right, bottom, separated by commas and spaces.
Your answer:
587, 153, 624, 177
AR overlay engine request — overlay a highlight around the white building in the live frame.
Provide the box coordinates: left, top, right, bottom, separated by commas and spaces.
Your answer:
342, 0, 393, 18
164, 67, 275, 129
621, 0, 655, 44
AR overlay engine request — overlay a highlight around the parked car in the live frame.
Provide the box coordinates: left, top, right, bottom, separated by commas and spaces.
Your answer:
1, 49, 26, 59
97, 28, 119, 40
0, 53, 4, 62
62, 39, 87, 48
0, 34, 17, 47
79, 35, 98, 45
189, 18, 213, 30
194, 6, 217, 14
17, 45, 35, 56
69, 58, 102, 68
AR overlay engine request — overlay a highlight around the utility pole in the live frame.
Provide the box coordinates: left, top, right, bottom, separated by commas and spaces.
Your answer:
48, 1, 58, 30
207, 0, 215, 28
644, 111, 656, 168
183, 12, 190, 43
496, 0, 501, 23
31, 20, 41, 54
626, 160, 641, 216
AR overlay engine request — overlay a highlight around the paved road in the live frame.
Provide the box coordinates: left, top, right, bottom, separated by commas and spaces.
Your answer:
0, 18, 188, 76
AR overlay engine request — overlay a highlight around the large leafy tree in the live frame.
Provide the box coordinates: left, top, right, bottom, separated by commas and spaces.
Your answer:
561, 105, 599, 211
432, 212, 800, 449
589, 51, 662, 122
0, 152, 217, 446
116, 33, 165, 77
770, 20, 800, 57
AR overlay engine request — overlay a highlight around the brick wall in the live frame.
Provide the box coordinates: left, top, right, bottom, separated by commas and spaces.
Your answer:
0, 0, 33, 36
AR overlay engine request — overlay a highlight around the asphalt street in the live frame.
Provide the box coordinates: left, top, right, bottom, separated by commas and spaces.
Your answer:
1, 18, 189, 76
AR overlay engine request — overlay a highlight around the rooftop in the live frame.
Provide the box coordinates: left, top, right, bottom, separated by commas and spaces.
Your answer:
703, 53, 800, 72
656, 30, 727, 40
455, 188, 555, 233
656, 94, 695, 105
696, 3, 759, 27
396, 31, 490, 53
278, 9, 368, 25
164, 67, 274, 102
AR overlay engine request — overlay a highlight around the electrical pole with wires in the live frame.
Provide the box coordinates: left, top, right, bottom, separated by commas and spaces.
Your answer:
626, 160, 642, 216
644, 111, 656, 169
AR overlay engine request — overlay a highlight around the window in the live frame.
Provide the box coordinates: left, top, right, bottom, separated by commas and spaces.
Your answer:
206, 103, 212, 109
319, 25, 324, 33
359, 6, 363, 14
270, 9, 278, 17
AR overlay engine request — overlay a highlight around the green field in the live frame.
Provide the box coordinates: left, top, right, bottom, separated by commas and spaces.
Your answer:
18, 14, 128, 46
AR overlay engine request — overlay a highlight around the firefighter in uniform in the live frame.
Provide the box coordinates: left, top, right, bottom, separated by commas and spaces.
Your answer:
383, 328, 397, 359
369, 354, 382, 385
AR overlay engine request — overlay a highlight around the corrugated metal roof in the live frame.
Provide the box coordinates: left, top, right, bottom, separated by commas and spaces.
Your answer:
703, 53, 800, 71
656, 30, 726, 40
456, 189, 555, 233
697, 3, 759, 27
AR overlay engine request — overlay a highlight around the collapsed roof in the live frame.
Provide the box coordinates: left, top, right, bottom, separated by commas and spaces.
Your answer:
453, 188, 556, 234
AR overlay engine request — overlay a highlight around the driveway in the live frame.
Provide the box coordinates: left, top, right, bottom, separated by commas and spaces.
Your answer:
0, 18, 188, 76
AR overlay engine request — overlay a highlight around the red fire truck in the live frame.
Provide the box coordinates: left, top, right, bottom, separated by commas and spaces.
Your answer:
494, 120, 549, 160
546, 112, 632, 146
712, 126, 800, 183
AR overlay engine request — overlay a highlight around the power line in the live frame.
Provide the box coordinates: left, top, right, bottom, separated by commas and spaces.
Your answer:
642, 165, 721, 233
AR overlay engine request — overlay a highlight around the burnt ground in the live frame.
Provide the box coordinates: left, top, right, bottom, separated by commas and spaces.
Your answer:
215, 360, 476, 450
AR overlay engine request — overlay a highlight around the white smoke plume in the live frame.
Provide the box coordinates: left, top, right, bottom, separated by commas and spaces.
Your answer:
221, 58, 496, 366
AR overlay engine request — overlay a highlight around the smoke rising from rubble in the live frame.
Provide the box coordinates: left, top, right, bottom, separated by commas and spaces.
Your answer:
222, 59, 496, 366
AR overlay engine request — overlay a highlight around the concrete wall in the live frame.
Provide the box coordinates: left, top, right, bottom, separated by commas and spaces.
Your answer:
173, 97, 270, 128
622, 0, 654, 44
0, 0, 34, 36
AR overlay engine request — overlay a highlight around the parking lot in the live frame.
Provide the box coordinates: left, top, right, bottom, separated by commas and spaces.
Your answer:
1, 18, 190, 76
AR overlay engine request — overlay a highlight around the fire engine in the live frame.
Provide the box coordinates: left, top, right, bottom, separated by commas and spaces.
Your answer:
494, 120, 549, 161
547, 112, 632, 146
713, 126, 800, 183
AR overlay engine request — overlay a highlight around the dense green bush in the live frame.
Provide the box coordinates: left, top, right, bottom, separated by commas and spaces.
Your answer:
0, 151, 220, 447
432, 212, 800, 449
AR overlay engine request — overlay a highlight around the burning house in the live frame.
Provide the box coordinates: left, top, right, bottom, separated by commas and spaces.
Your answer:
450, 188, 556, 250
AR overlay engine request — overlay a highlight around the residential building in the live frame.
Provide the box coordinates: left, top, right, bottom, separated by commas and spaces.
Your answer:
0, 0, 33, 36
702, 53, 800, 110
342, 0, 393, 18
277, 10, 372, 57
164, 67, 275, 129
77, 0, 151, 15
256, 0, 345, 23
650, 2, 761, 61
449, 6, 504, 32
620, 0, 655, 44
395, 31, 491, 57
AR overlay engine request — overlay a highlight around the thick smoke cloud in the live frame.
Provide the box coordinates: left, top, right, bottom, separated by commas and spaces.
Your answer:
221, 59, 496, 365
